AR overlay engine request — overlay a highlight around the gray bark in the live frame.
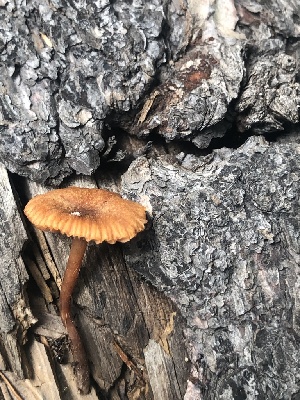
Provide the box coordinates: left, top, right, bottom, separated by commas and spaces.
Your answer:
0, 0, 300, 399
122, 136, 300, 399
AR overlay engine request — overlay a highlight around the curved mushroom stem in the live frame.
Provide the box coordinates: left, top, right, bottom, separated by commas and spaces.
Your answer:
60, 237, 90, 394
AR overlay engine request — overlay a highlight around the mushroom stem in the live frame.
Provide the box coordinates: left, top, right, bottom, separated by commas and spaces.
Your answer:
60, 237, 90, 394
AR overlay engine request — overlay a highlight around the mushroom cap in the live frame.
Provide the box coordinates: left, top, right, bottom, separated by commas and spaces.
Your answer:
24, 187, 147, 244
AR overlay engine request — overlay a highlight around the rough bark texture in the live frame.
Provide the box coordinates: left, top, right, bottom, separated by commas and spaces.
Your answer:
122, 136, 300, 399
0, 0, 300, 399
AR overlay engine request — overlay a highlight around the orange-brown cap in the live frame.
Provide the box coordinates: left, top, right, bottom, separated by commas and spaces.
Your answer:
24, 187, 147, 244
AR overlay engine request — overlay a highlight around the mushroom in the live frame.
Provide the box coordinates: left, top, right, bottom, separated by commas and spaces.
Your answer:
24, 187, 147, 394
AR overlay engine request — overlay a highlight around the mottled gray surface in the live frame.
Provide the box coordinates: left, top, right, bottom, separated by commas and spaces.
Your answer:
0, 0, 166, 183
1, 0, 300, 183
122, 136, 300, 399
127, 0, 246, 147
236, 53, 300, 134
235, 0, 300, 134
235, 0, 300, 39
1, 0, 300, 398
130, 41, 244, 148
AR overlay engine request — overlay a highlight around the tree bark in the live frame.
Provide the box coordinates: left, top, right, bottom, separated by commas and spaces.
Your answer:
0, 0, 300, 399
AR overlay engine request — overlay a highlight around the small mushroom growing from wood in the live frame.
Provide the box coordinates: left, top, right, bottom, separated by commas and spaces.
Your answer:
24, 187, 147, 394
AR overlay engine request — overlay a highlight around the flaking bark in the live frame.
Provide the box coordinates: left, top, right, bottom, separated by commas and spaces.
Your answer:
0, 0, 300, 399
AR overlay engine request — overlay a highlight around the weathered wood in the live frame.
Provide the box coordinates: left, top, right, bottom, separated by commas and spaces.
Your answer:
9, 175, 187, 399
0, 164, 35, 379
144, 339, 182, 400
0, 165, 189, 398
1, 0, 300, 399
